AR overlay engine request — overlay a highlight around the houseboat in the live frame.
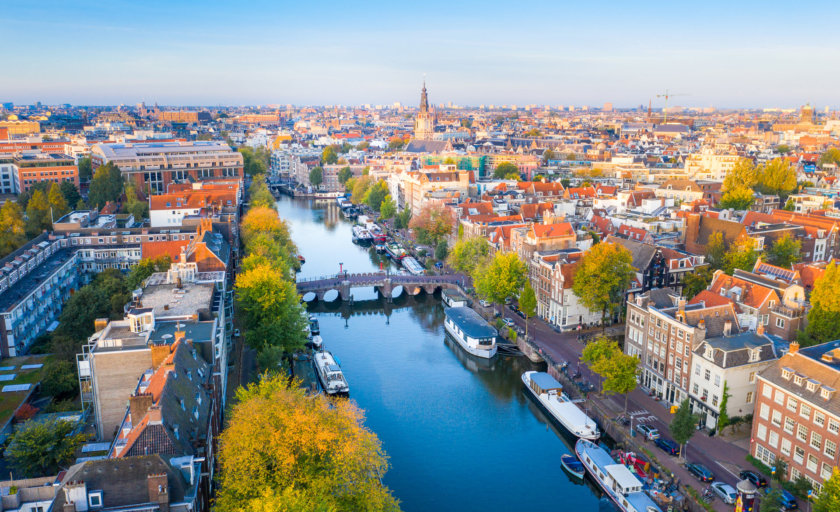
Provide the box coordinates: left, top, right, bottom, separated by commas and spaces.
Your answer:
401, 256, 424, 275
368, 223, 387, 243
575, 439, 662, 512
442, 289, 469, 308
522, 371, 600, 440
384, 242, 406, 260
352, 225, 372, 243
443, 307, 498, 359
313, 350, 349, 395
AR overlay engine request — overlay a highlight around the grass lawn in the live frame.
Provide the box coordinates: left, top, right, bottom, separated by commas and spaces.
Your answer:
0, 355, 48, 427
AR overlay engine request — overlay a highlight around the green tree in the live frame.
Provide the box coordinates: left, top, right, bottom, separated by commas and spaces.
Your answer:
718, 186, 755, 210
799, 262, 840, 346
365, 181, 389, 212
394, 209, 412, 230
40, 359, 79, 400
761, 488, 785, 512
409, 202, 455, 246
124, 185, 149, 220
126, 256, 172, 290
6, 419, 85, 476
249, 175, 276, 209
814, 467, 840, 512
59, 181, 82, 209
717, 381, 731, 432
493, 162, 519, 180
682, 266, 711, 298
604, 352, 640, 414
321, 145, 338, 165
308, 166, 323, 188
519, 281, 537, 339
766, 234, 801, 268
88, 162, 124, 209
775, 144, 791, 155
379, 195, 396, 220
783, 198, 796, 211
473, 252, 527, 315
542, 149, 556, 164
447, 236, 491, 276
77, 156, 93, 180
356, 141, 370, 151
25, 189, 52, 237
723, 238, 759, 274
337, 166, 353, 185
706, 232, 726, 270
525, 128, 542, 137
669, 398, 700, 459
239, 146, 270, 176
388, 138, 405, 150
434, 240, 448, 261
0, 201, 26, 258
572, 242, 634, 328
818, 147, 840, 168
216, 374, 400, 512
757, 158, 797, 199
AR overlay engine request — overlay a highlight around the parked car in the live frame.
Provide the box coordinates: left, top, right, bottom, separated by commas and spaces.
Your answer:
778, 489, 798, 510
654, 437, 680, 456
479, 299, 491, 307
503, 318, 515, 327
635, 424, 660, 440
513, 308, 526, 319
504, 296, 513, 305
711, 482, 738, 504
739, 470, 768, 488
686, 462, 714, 482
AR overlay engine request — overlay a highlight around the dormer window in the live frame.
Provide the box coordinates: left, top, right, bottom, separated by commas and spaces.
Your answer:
793, 374, 804, 386
704, 345, 713, 360
89, 491, 103, 509
821, 386, 835, 400
749, 349, 760, 362
781, 367, 793, 380
807, 379, 819, 392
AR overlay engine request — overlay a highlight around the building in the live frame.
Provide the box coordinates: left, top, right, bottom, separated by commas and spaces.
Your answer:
0, 120, 40, 136
0, 156, 16, 194
684, 149, 740, 181
149, 187, 238, 227
90, 141, 243, 194
398, 170, 471, 215
414, 82, 435, 140
13, 152, 79, 193
751, 340, 840, 491
156, 110, 212, 124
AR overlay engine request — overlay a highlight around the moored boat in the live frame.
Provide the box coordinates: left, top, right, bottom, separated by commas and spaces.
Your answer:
401, 256, 424, 275
352, 225, 372, 243
575, 439, 662, 512
385, 241, 406, 260
313, 350, 349, 395
561, 454, 585, 479
521, 371, 599, 440
443, 307, 497, 359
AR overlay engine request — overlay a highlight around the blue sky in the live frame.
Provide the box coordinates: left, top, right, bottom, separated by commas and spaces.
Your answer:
2, 0, 838, 108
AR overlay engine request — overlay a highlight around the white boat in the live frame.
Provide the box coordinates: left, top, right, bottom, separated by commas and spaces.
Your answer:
352, 225, 372, 242
401, 256, 424, 275
575, 439, 662, 512
313, 350, 349, 395
311, 335, 323, 349
522, 371, 600, 440
442, 289, 469, 308
443, 307, 497, 359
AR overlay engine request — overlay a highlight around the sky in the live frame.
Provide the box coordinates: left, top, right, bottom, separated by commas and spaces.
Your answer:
2, 0, 839, 108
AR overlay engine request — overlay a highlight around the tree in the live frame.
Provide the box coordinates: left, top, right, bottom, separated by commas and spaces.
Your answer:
669, 398, 700, 459
525, 128, 542, 137
473, 252, 527, 314
321, 146, 338, 165
0, 200, 26, 258
59, 181, 82, 209
757, 158, 797, 199
356, 141, 370, 151
216, 374, 400, 512
723, 237, 759, 274
40, 359, 79, 400
126, 256, 172, 290
519, 281, 537, 339
124, 185, 149, 220
364, 181, 389, 212
723, 158, 759, 192
447, 236, 491, 276
717, 381, 731, 432
6, 419, 85, 476
814, 467, 840, 512
250, 177, 276, 209
308, 166, 323, 188
682, 266, 711, 299
761, 488, 786, 512
493, 162, 519, 180
799, 262, 840, 346
409, 202, 455, 246
706, 232, 726, 270
337, 166, 353, 186
434, 240, 448, 261
388, 137, 405, 151
542, 149, 556, 164
572, 242, 634, 328
239, 146, 269, 176
394, 209, 412, 230
349, 176, 373, 204
88, 162, 124, 209
783, 198, 796, 211
25, 189, 52, 237
818, 147, 840, 168
77, 156, 93, 180
775, 144, 791, 155
603, 352, 640, 415
379, 195, 396, 220
718, 186, 755, 210
766, 234, 801, 268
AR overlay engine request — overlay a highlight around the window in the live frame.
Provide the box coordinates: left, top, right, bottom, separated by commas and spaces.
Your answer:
769, 431, 779, 448
756, 444, 776, 465
693, 384, 700, 395
784, 417, 796, 434
800, 404, 811, 420
772, 410, 782, 427
794, 446, 805, 464
822, 463, 834, 481
776, 317, 785, 328
775, 389, 785, 405
705, 369, 711, 381
807, 454, 818, 473
89, 491, 103, 508
695, 364, 701, 376
749, 371, 756, 383
811, 432, 822, 450
763, 383, 773, 398
757, 423, 767, 441
806, 380, 818, 392
712, 395, 719, 407
829, 418, 840, 435
787, 397, 798, 412
782, 368, 793, 380
794, 375, 804, 386
781, 438, 792, 456
797, 424, 808, 442
746, 391, 753, 404
825, 439, 836, 458
815, 411, 825, 428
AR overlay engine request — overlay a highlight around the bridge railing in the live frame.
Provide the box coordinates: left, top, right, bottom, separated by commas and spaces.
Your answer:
296, 271, 466, 286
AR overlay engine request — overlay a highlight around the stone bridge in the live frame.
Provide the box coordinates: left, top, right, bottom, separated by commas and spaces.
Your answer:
296, 272, 466, 302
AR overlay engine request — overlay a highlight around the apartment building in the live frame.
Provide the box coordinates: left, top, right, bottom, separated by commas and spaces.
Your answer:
398, 170, 472, 215
90, 141, 243, 194
684, 149, 740, 181
751, 341, 840, 492
149, 187, 238, 227
0, 157, 17, 194
13, 152, 79, 193
530, 251, 601, 330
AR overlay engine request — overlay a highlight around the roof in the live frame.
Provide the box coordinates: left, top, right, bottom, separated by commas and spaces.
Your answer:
141, 240, 191, 261
605, 235, 657, 271
760, 340, 840, 418
404, 139, 451, 153
689, 290, 736, 308
697, 332, 778, 369
444, 307, 497, 338
531, 372, 563, 392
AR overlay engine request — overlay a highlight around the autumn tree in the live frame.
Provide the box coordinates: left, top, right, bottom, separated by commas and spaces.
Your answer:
757, 158, 797, 199
348, 175, 373, 204
239, 146, 269, 176
46, 182, 69, 219
216, 374, 400, 512
7, 419, 86, 476
447, 236, 491, 275
493, 162, 520, 180
321, 145, 338, 165
766, 233, 801, 268
669, 398, 700, 459
364, 180, 389, 211
236, 263, 307, 354
682, 266, 711, 299
818, 148, 840, 168
572, 242, 634, 328
0, 200, 26, 257
473, 252, 527, 314
582, 337, 640, 413
394, 209, 412, 230
519, 280, 537, 339
814, 467, 840, 512
718, 186, 755, 210
249, 175, 276, 209
799, 262, 840, 346
308, 166, 323, 188
409, 202, 455, 246
723, 237, 759, 274
379, 195, 396, 220
723, 158, 759, 192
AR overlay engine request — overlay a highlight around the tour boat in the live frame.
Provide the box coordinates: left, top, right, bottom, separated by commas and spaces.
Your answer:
313, 350, 349, 395
521, 371, 600, 440
443, 307, 498, 359
561, 454, 585, 479
384, 242, 406, 260
575, 439, 662, 512
401, 256, 424, 275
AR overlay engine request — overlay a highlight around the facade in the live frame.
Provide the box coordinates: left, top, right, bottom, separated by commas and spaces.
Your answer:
414, 82, 435, 140
149, 187, 238, 227
751, 341, 840, 492
0, 157, 17, 194
398, 170, 471, 215
684, 150, 740, 181
0, 120, 40, 136
90, 141, 243, 194
13, 152, 79, 193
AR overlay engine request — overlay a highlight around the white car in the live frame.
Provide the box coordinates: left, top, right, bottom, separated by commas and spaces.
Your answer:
503, 318, 515, 327
635, 424, 660, 440
479, 299, 491, 307
710, 482, 737, 504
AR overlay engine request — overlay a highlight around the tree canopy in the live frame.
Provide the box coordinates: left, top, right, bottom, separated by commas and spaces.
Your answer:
379, 195, 396, 220
321, 145, 338, 165
337, 166, 353, 186
519, 281, 537, 338
0, 200, 26, 258
308, 166, 323, 188
493, 162, 520, 180
25, 189, 52, 237
582, 337, 639, 411
6, 419, 86, 476
572, 242, 634, 326
799, 262, 840, 347
765, 233, 801, 268
473, 252, 527, 311
722, 237, 759, 275
447, 236, 491, 276
239, 146, 269, 176
409, 202, 455, 246
669, 398, 700, 458
814, 467, 840, 512
216, 374, 400, 512
818, 147, 840, 168
88, 162, 124, 209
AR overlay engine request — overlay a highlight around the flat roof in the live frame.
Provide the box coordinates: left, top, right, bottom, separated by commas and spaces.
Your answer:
136, 282, 215, 318
444, 307, 497, 339
0, 248, 75, 313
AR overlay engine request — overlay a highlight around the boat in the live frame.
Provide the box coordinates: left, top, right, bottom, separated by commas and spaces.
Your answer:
443, 307, 497, 359
313, 350, 349, 395
309, 318, 320, 335
310, 335, 323, 350
575, 439, 663, 512
401, 256, 424, 275
521, 371, 600, 440
384, 241, 406, 260
613, 450, 651, 480
368, 223, 387, 243
442, 289, 469, 308
352, 225, 372, 243
374, 243, 387, 253
561, 454, 585, 479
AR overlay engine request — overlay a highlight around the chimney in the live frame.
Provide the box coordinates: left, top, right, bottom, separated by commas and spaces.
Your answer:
147, 405, 163, 424
789, 341, 800, 354
756, 323, 765, 336
147, 473, 170, 512
150, 344, 172, 369
129, 393, 154, 428
724, 320, 733, 336
94, 318, 109, 332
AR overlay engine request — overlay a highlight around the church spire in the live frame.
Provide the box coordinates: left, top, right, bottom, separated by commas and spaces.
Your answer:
420, 81, 429, 114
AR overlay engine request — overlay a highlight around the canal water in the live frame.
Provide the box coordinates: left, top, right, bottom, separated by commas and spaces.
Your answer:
279, 196, 614, 512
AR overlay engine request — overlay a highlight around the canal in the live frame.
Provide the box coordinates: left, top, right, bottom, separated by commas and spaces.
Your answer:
279, 196, 614, 512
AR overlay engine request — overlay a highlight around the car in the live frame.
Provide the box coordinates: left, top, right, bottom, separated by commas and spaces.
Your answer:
635, 424, 660, 440
711, 482, 738, 504
778, 488, 798, 510
654, 437, 680, 456
233, 329, 241, 337
514, 308, 526, 319
739, 470, 768, 488
504, 296, 513, 305
479, 299, 491, 307
503, 318, 515, 327
686, 462, 714, 482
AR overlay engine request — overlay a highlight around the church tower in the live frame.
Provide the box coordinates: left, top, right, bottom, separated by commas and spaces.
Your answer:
414, 81, 435, 140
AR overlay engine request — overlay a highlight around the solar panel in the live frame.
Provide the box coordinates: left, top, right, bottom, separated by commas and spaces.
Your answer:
0, 366, 14, 372
0, 374, 16, 382
21, 364, 43, 370
2, 384, 31, 392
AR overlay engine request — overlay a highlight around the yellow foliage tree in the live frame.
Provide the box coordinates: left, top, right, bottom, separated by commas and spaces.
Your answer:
216, 375, 400, 512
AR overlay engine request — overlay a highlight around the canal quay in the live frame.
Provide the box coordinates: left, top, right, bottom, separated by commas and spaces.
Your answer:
279, 196, 618, 512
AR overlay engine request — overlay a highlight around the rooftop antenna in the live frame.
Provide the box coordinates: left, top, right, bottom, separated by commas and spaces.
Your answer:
655, 89, 688, 124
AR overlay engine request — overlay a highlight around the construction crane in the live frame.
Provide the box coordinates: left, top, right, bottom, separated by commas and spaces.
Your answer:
656, 89, 688, 124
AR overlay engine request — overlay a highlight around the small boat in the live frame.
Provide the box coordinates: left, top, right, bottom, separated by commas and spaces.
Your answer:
576, 439, 662, 512
561, 454, 585, 479
311, 335, 323, 350
613, 450, 651, 480
374, 243, 387, 253
522, 371, 599, 440
401, 256, 424, 275
313, 350, 349, 395
385, 241, 406, 260
309, 318, 320, 335
443, 307, 498, 359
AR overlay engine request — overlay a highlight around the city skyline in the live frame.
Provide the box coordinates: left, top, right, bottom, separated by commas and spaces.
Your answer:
3, 0, 840, 108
